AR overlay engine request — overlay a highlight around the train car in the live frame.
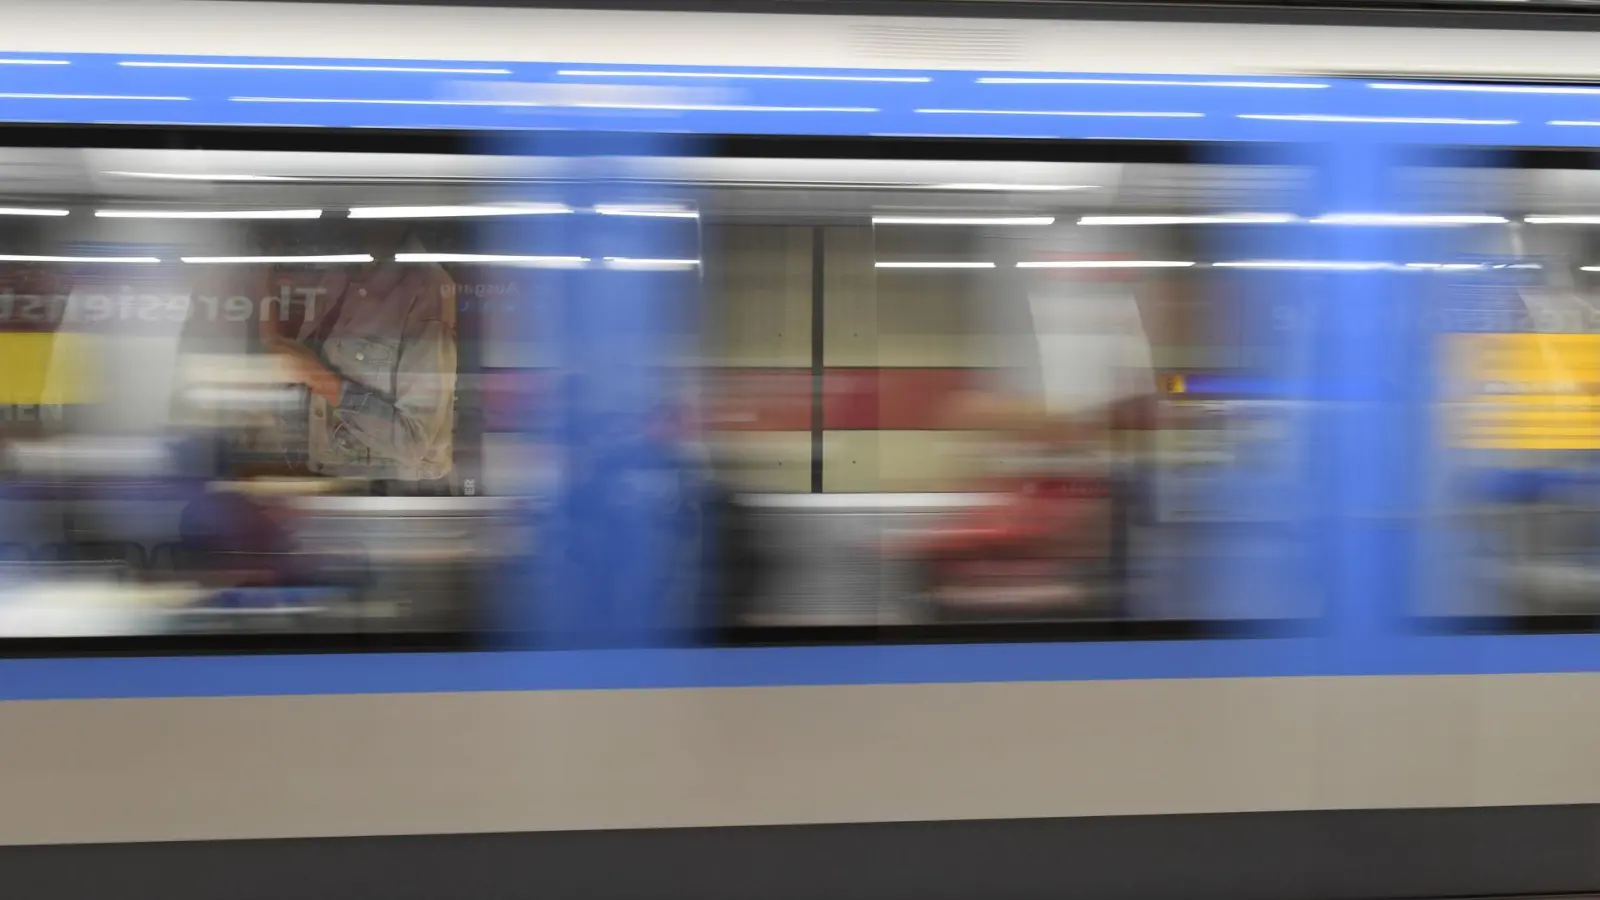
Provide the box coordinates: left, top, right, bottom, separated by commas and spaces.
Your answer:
4, 3, 1600, 900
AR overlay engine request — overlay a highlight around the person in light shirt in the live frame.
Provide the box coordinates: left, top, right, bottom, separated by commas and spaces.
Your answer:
261, 222, 458, 494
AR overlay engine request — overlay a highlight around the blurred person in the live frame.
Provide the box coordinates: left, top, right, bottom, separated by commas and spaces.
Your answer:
891, 391, 1119, 617
887, 260, 1160, 618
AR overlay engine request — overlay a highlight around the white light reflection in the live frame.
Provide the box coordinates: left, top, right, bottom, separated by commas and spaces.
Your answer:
873, 215, 1054, 226
1079, 214, 1296, 226
979, 77, 1328, 89
0, 93, 188, 101
594, 205, 699, 218
875, 261, 996, 269
1312, 213, 1508, 226
395, 253, 588, 267
121, 61, 513, 74
1017, 260, 1194, 269
1215, 260, 1393, 271
0, 59, 68, 66
558, 69, 930, 83
1240, 114, 1516, 125
917, 108, 1204, 118
0, 254, 159, 263
96, 208, 321, 220
0, 207, 68, 217
603, 257, 701, 269
1525, 215, 1600, 224
349, 204, 571, 218
181, 254, 373, 265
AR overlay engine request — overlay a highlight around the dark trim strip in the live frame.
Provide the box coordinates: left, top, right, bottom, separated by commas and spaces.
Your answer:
205, 0, 1600, 34
0, 124, 1210, 166
719, 618, 1312, 646
1420, 614, 1600, 635
0, 630, 479, 659
810, 226, 826, 494
5, 805, 1600, 900
1432, 147, 1600, 169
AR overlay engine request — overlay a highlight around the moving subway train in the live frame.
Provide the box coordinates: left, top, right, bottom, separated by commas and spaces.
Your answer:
9, 2, 1600, 898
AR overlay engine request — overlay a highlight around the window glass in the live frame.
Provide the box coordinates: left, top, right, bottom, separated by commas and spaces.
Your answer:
1426, 163, 1600, 625
690, 151, 1310, 636
0, 146, 531, 646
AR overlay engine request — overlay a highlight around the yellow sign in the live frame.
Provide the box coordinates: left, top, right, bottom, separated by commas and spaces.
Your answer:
1164, 373, 1187, 395
1447, 333, 1600, 450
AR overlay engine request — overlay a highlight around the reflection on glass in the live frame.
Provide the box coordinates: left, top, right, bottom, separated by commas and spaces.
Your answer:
690, 157, 1308, 637
1433, 166, 1600, 623
0, 149, 534, 644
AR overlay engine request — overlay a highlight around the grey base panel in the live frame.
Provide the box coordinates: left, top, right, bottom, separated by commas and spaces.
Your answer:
5, 806, 1599, 900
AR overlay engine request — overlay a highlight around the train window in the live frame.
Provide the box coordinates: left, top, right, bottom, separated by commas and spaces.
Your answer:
1425, 162, 1600, 629
0, 144, 534, 651
692, 150, 1312, 640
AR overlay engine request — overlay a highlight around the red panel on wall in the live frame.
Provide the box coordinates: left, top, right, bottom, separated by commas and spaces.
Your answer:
823, 368, 978, 430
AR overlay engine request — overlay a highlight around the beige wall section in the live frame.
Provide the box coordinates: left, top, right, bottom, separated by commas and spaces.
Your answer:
3, 674, 1600, 846
702, 225, 812, 369
822, 226, 877, 367
824, 430, 988, 493
714, 430, 811, 493
825, 227, 996, 369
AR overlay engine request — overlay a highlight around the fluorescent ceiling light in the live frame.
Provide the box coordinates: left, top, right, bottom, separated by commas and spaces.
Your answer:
1580, 266, 1600, 272
872, 215, 1054, 226
1524, 215, 1600, 224
1552, 121, 1600, 127
917, 108, 1204, 118
181, 254, 373, 264
96, 208, 322, 219
0, 254, 159, 263
1017, 260, 1194, 268
395, 253, 588, 267
1312, 213, 1508, 226
1239, 114, 1515, 125
1079, 213, 1295, 225
603, 257, 701, 269
557, 69, 929, 83
349, 204, 570, 218
594, 205, 699, 218
1406, 262, 1489, 270
875, 261, 996, 269
1215, 260, 1392, 270
0, 59, 69, 66
0, 207, 68, 217
120, 60, 512, 74
979, 77, 1327, 89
